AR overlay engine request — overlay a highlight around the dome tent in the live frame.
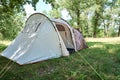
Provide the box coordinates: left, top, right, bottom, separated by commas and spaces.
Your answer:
1, 13, 87, 65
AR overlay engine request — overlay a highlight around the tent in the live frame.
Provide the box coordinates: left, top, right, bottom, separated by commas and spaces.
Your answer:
1, 13, 87, 65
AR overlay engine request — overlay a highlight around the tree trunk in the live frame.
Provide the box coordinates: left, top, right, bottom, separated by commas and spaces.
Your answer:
106, 23, 109, 37
103, 19, 107, 37
76, 9, 82, 32
93, 29, 96, 38
93, 11, 99, 38
118, 22, 120, 36
86, 23, 89, 37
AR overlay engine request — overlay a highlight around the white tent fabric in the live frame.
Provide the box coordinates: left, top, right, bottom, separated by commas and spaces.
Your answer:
1, 13, 69, 65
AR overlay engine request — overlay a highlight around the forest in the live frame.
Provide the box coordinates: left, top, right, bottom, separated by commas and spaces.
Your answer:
0, 0, 120, 40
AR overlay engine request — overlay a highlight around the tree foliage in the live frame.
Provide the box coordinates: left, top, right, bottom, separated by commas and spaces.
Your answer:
58, 0, 92, 32
0, 0, 40, 39
49, 9, 61, 18
0, 13, 24, 39
47, 0, 120, 37
0, 0, 120, 38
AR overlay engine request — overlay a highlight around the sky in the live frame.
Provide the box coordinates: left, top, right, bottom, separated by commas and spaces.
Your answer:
36, 0, 52, 13
24, 0, 70, 20
24, 0, 51, 17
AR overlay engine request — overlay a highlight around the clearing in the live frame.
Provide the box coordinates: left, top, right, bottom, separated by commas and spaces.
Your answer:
0, 37, 120, 80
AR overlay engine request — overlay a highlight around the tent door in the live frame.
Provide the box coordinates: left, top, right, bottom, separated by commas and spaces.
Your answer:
56, 24, 75, 53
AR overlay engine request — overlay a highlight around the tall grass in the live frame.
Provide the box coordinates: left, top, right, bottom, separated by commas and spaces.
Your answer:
0, 37, 120, 80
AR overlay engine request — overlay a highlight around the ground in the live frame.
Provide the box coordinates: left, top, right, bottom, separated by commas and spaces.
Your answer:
0, 37, 120, 80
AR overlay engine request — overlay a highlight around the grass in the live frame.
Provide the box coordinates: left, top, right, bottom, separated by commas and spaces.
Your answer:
0, 37, 120, 80
0, 40, 10, 53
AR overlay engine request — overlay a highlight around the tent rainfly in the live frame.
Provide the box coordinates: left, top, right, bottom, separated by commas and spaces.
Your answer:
1, 13, 88, 65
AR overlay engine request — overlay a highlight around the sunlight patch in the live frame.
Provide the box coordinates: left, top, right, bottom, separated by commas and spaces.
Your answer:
85, 37, 120, 44
108, 49, 116, 54
0, 40, 11, 46
90, 44, 104, 49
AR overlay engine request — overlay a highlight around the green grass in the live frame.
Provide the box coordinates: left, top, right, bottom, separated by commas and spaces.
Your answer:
0, 38, 120, 80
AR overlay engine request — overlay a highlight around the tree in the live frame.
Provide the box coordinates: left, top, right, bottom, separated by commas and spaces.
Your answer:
102, 0, 120, 37
0, 0, 40, 13
118, 21, 120, 36
48, 9, 62, 18
46, 0, 120, 38
80, 12, 89, 37
102, 10, 111, 37
0, 12, 24, 39
90, 0, 108, 37
57, 0, 91, 32
112, 0, 120, 37
0, 0, 41, 39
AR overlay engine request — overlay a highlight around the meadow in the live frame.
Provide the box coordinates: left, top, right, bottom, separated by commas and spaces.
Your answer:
0, 37, 120, 80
